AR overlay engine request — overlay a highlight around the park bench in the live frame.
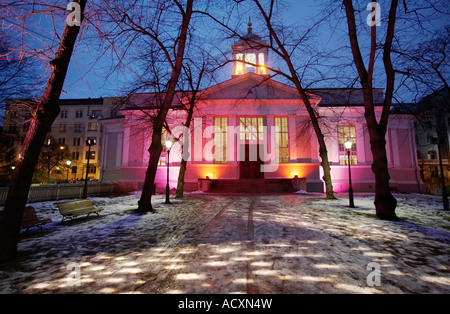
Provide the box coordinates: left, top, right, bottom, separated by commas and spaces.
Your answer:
22, 206, 52, 231
55, 199, 104, 222
0, 206, 52, 232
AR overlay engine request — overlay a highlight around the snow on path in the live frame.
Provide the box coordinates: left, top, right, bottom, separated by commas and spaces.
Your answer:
0, 192, 449, 294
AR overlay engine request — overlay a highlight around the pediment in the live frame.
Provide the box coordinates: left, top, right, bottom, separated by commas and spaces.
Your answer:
197, 72, 321, 104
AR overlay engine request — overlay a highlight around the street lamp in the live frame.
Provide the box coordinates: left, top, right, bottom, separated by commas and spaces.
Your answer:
83, 138, 96, 199
165, 139, 173, 204
66, 160, 72, 182
432, 137, 449, 211
344, 139, 355, 208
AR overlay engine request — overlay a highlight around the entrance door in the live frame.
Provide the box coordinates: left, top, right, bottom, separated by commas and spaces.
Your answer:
239, 144, 264, 179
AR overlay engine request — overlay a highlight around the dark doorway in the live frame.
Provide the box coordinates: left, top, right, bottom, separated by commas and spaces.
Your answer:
239, 144, 264, 179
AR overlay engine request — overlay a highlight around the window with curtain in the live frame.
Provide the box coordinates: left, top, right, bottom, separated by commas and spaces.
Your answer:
214, 117, 227, 163
275, 117, 289, 163
338, 124, 357, 165
240, 117, 263, 141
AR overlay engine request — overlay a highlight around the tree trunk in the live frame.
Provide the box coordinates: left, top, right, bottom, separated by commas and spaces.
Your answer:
176, 158, 188, 199
137, 0, 194, 212
370, 129, 398, 220
137, 125, 163, 212
318, 138, 335, 199
0, 0, 87, 262
176, 93, 196, 199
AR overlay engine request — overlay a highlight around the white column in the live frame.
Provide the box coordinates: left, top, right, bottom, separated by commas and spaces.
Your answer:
356, 123, 366, 164
227, 115, 237, 163
288, 116, 297, 161
193, 117, 203, 162
122, 125, 130, 166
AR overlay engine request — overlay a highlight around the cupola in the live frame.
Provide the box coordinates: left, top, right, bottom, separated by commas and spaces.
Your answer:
231, 17, 269, 77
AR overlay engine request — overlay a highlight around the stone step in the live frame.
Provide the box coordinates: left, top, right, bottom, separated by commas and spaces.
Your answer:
210, 179, 294, 193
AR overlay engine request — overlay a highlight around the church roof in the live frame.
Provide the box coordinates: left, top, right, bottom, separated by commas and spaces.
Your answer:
233, 17, 267, 47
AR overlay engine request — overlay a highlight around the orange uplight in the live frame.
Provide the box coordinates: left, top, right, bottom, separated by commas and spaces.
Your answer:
258, 66, 267, 75
289, 169, 301, 178
204, 172, 215, 179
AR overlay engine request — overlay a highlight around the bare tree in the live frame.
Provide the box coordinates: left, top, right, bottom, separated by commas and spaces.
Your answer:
393, 26, 449, 102
35, 136, 72, 183
342, 0, 399, 220
249, 0, 336, 199
175, 57, 211, 198
0, 0, 88, 262
0, 35, 41, 106
96, 0, 195, 212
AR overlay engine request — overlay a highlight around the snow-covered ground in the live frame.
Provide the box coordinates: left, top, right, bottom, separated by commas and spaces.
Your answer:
0, 192, 449, 294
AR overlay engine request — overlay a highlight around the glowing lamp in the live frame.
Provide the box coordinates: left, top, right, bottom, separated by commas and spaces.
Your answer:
344, 140, 353, 150
344, 139, 355, 208
165, 139, 173, 150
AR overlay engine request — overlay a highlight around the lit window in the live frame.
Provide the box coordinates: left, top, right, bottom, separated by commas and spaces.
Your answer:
214, 117, 227, 163
85, 151, 96, 160
275, 117, 289, 163
235, 53, 244, 75
258, 53, 266, 74
240, 117, 263, 141
88, 122, 98, 131
245, 53, 256, 72
338, 125, 357, 165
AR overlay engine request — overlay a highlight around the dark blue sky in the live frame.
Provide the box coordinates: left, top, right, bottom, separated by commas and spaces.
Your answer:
4, 1, 447, 102
59, 1, 336, 100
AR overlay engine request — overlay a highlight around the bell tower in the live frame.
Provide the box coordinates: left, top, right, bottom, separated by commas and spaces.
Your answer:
232, 17, 269, 77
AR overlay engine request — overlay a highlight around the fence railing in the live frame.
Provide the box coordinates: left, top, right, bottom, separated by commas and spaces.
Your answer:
0, 182, 138, 205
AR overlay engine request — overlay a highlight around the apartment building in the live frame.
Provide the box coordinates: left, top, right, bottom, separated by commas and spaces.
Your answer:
2, 98, 104, 182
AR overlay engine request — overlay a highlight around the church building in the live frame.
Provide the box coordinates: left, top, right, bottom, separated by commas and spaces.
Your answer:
100, 22, 425, 194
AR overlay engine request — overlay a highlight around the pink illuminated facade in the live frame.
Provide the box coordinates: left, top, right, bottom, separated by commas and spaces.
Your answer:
100, 26, 425, 194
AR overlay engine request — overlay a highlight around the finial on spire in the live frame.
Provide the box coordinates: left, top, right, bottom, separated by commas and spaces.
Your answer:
248, 17, 252, 33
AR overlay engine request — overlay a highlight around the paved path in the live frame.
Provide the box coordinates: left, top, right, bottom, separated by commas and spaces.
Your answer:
2, 194, 449, 294
133, 195, 450, 294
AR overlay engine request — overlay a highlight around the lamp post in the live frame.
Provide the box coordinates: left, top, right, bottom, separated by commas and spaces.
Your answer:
432, 137, 449, 211
66, 160, 72, 182
83, 139, 96, 199
165, 139, 173, 204
345, 139, 355, 208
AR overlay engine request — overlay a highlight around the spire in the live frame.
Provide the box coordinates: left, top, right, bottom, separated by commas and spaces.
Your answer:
247, 17, 253, 34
